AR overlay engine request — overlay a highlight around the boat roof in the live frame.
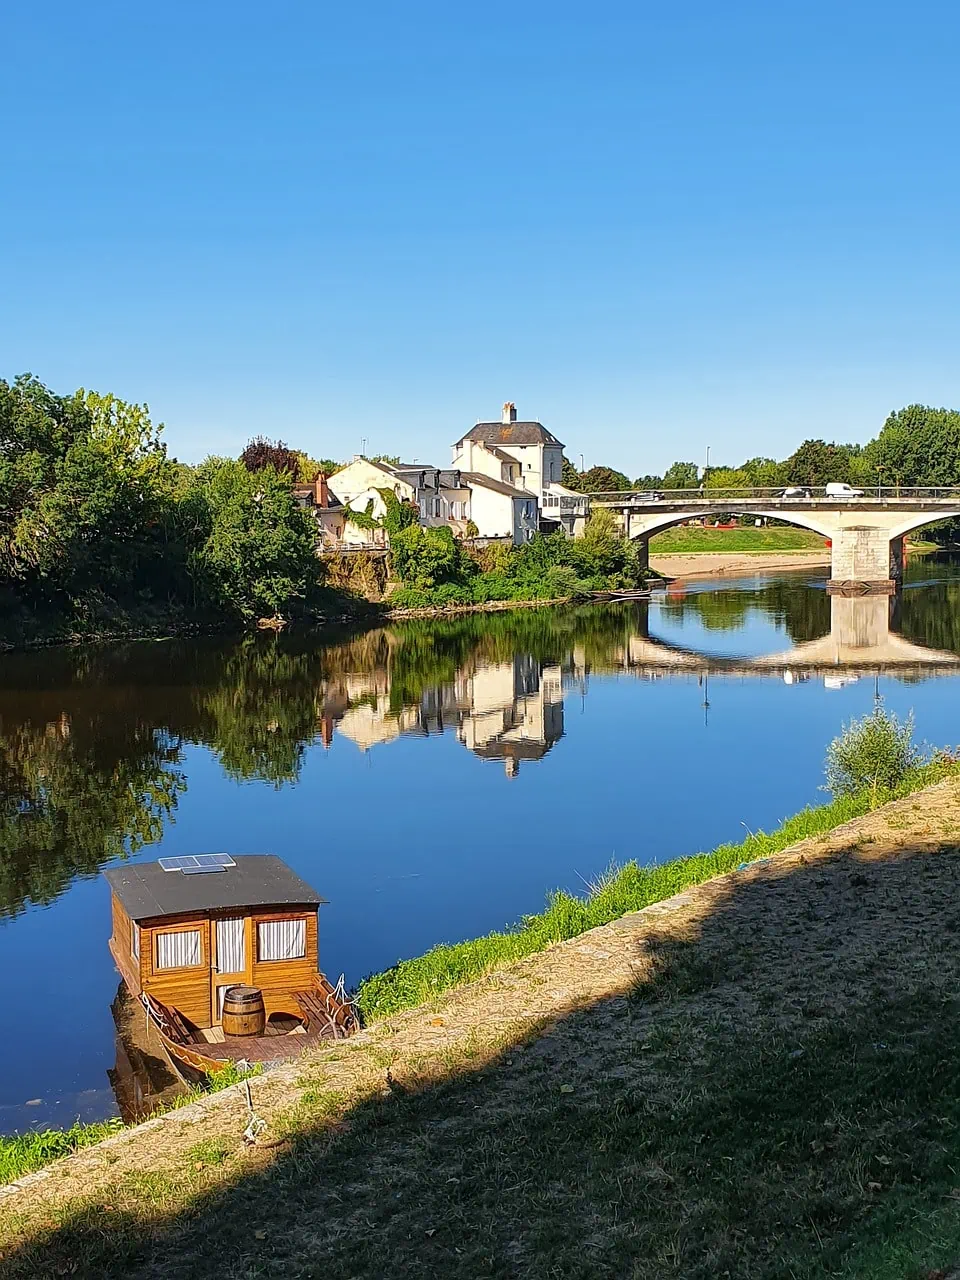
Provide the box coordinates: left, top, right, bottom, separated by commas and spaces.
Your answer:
105, 855, 325, 922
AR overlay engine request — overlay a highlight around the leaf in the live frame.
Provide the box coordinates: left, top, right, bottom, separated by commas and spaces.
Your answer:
560, 1084, 575, 1094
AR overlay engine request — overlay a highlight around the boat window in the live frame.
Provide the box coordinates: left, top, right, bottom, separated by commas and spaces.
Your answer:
156, 929, 202, 970
132, 923, 140, 961
258, 918, 306, 961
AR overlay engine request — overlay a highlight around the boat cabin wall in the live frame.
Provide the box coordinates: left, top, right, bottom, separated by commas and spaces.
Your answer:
250, 908, 319, 1015
140, 914, 212, 1028
110, 894, 143, 998
133, 905, 320, 1030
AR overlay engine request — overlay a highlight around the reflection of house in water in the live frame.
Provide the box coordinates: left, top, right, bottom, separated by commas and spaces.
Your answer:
455, 657, 564, 777
315, 654, 566, 774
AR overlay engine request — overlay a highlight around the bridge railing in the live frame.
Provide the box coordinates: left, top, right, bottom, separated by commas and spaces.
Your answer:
589, 486, 960, 504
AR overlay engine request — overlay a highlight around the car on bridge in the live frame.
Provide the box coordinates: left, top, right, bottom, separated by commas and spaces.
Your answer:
778, 486, 812, 498
825, 483, 865, 498
631, 490, 665, 502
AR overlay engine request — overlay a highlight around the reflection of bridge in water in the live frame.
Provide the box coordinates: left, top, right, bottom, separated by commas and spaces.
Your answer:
618, 593, 960, 677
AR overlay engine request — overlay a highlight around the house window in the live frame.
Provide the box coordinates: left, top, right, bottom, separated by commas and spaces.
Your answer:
433, 497, 442, 517
258, 918, 306, 961
156, 929, 201, 970
419, 499, 428, 517
131, 923, 140, 961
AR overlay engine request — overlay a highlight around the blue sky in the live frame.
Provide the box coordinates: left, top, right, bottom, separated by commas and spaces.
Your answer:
2, 1, 958, 475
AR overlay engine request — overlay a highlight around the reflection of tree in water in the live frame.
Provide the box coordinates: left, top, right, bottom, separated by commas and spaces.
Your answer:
0, 594, 865, 920
657, 580, 831, 645
0, 712, 184, 919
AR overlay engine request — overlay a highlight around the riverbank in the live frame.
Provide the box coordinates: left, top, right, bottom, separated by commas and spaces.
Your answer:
6, 768, 960, 1277
650, 548, 831, 579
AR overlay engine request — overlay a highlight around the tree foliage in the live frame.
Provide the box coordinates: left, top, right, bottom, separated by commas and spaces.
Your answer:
786, 439, 852, 487
240, 436, 300, 476
579, 465, 631, 493
662, 461, 700, 489
185, 459, 319, 620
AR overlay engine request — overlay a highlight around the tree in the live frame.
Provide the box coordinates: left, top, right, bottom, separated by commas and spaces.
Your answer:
561, 456, 583, 489
240, 436, 300, 476
740, 457, 786, 489
0, 376, 174, 597
295, 453, 340, 483
786, 439, 851, 487
186, 459, 320, 620
704, 466, 750, 491
579, 465, 630, 493
662, 461, 700, 489
389, 524, 465, 587
863, 405, 960, 487
632, 473, 663, 488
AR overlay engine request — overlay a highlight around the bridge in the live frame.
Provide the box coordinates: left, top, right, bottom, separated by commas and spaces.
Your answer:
591, 488, 960, 591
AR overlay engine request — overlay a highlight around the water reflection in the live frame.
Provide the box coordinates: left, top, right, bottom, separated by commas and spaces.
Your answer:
0, 574, 958, 925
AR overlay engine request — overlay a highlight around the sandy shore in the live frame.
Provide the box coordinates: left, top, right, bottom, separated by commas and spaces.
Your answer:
650, 549, 831, 580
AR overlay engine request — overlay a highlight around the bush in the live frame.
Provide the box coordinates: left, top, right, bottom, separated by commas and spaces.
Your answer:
543, 564, 590, 599
824, 703, 922, 799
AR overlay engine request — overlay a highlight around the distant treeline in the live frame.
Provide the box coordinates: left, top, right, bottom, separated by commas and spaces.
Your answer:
564, 406, 960, 509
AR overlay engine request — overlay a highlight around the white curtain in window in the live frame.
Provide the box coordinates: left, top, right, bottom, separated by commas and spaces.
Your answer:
216, 917, 245, 974
156, 929, 201, 969
258, 918, 305, 961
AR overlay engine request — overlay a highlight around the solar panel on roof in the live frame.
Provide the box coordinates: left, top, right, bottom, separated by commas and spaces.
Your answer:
181, 864, 226, 875
158, 854, 236, 874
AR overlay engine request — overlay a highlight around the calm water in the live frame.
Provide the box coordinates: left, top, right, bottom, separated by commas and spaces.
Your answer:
3, 557, 960, 1131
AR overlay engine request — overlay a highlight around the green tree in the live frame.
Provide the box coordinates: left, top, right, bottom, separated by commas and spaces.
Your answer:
662, 460, 700, 489
579, 465, 630, 492
785, 439, 852, 487
186, 459, 320, 620
295, 453, 340, 483
389, 524, 466, 588
561, 456, 582, 489
863, 405, 960, 487
632, 473, 663, 488
740, 457, 786, 488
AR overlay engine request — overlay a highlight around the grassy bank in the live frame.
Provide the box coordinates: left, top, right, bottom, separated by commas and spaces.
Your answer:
0, 1120, 123, 1185
0, 1063, 261, 1185
356, 753, 960, 1020
650, 526, 828, 553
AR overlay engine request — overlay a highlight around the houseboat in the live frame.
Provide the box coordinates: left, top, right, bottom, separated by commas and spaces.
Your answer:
106, 854, 357, 1078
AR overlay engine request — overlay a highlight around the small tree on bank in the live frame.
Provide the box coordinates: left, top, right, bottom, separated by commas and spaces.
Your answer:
824, 703, 921, 801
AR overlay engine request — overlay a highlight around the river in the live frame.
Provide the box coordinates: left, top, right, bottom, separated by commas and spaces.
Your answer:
2, 556, 960, 1132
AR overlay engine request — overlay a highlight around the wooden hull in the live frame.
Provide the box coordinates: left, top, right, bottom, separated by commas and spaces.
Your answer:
137, 973, 358, 1081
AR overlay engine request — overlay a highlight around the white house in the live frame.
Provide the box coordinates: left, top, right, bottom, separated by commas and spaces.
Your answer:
452, 403, 589, 536
327, 457, 471, 543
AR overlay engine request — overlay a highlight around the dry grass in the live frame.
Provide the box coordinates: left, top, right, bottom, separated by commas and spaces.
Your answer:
5, 780, 960, 1278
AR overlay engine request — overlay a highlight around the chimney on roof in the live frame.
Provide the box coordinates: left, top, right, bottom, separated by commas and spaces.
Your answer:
315, 472, 331, 508
502, 402, 517, 425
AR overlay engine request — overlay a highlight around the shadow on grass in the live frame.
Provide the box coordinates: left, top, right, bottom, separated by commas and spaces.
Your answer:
6, 839, 960, 1279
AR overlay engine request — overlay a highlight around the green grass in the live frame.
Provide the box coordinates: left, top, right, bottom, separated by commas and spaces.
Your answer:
0, 1119, 123, 1184
650, 525, 828, 553
0, 1063, 263, 1186
356, 754, 960, 1021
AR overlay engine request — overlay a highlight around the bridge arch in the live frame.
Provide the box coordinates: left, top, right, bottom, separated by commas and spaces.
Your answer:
887, 509, 960, 541
625, 507, 837, 541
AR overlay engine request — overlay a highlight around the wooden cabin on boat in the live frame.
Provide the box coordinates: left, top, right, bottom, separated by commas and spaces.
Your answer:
105, 854, 356, 1072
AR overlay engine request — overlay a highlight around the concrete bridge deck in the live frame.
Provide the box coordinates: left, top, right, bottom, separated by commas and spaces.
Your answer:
590, 488, 960, 590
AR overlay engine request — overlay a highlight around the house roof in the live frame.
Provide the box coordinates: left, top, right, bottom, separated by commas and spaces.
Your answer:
461, 472, 533, 500
105, 855, 325, 922
455, 422, 564, 449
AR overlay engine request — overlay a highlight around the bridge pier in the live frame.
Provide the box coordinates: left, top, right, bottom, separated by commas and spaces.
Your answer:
827, 528, 902, 594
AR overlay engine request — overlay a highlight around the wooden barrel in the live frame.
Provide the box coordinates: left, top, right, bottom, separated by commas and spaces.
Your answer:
221, 985, 265, 1037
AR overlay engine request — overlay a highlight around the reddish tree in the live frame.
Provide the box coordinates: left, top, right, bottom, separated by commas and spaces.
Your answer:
239, 436, 300, 476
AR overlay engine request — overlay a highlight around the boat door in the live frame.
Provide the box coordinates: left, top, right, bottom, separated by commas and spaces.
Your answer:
212, 916, 250, 1024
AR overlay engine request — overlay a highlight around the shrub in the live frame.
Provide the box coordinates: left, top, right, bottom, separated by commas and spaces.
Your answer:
824, 703, 922, 799
543, 564, 589, 598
